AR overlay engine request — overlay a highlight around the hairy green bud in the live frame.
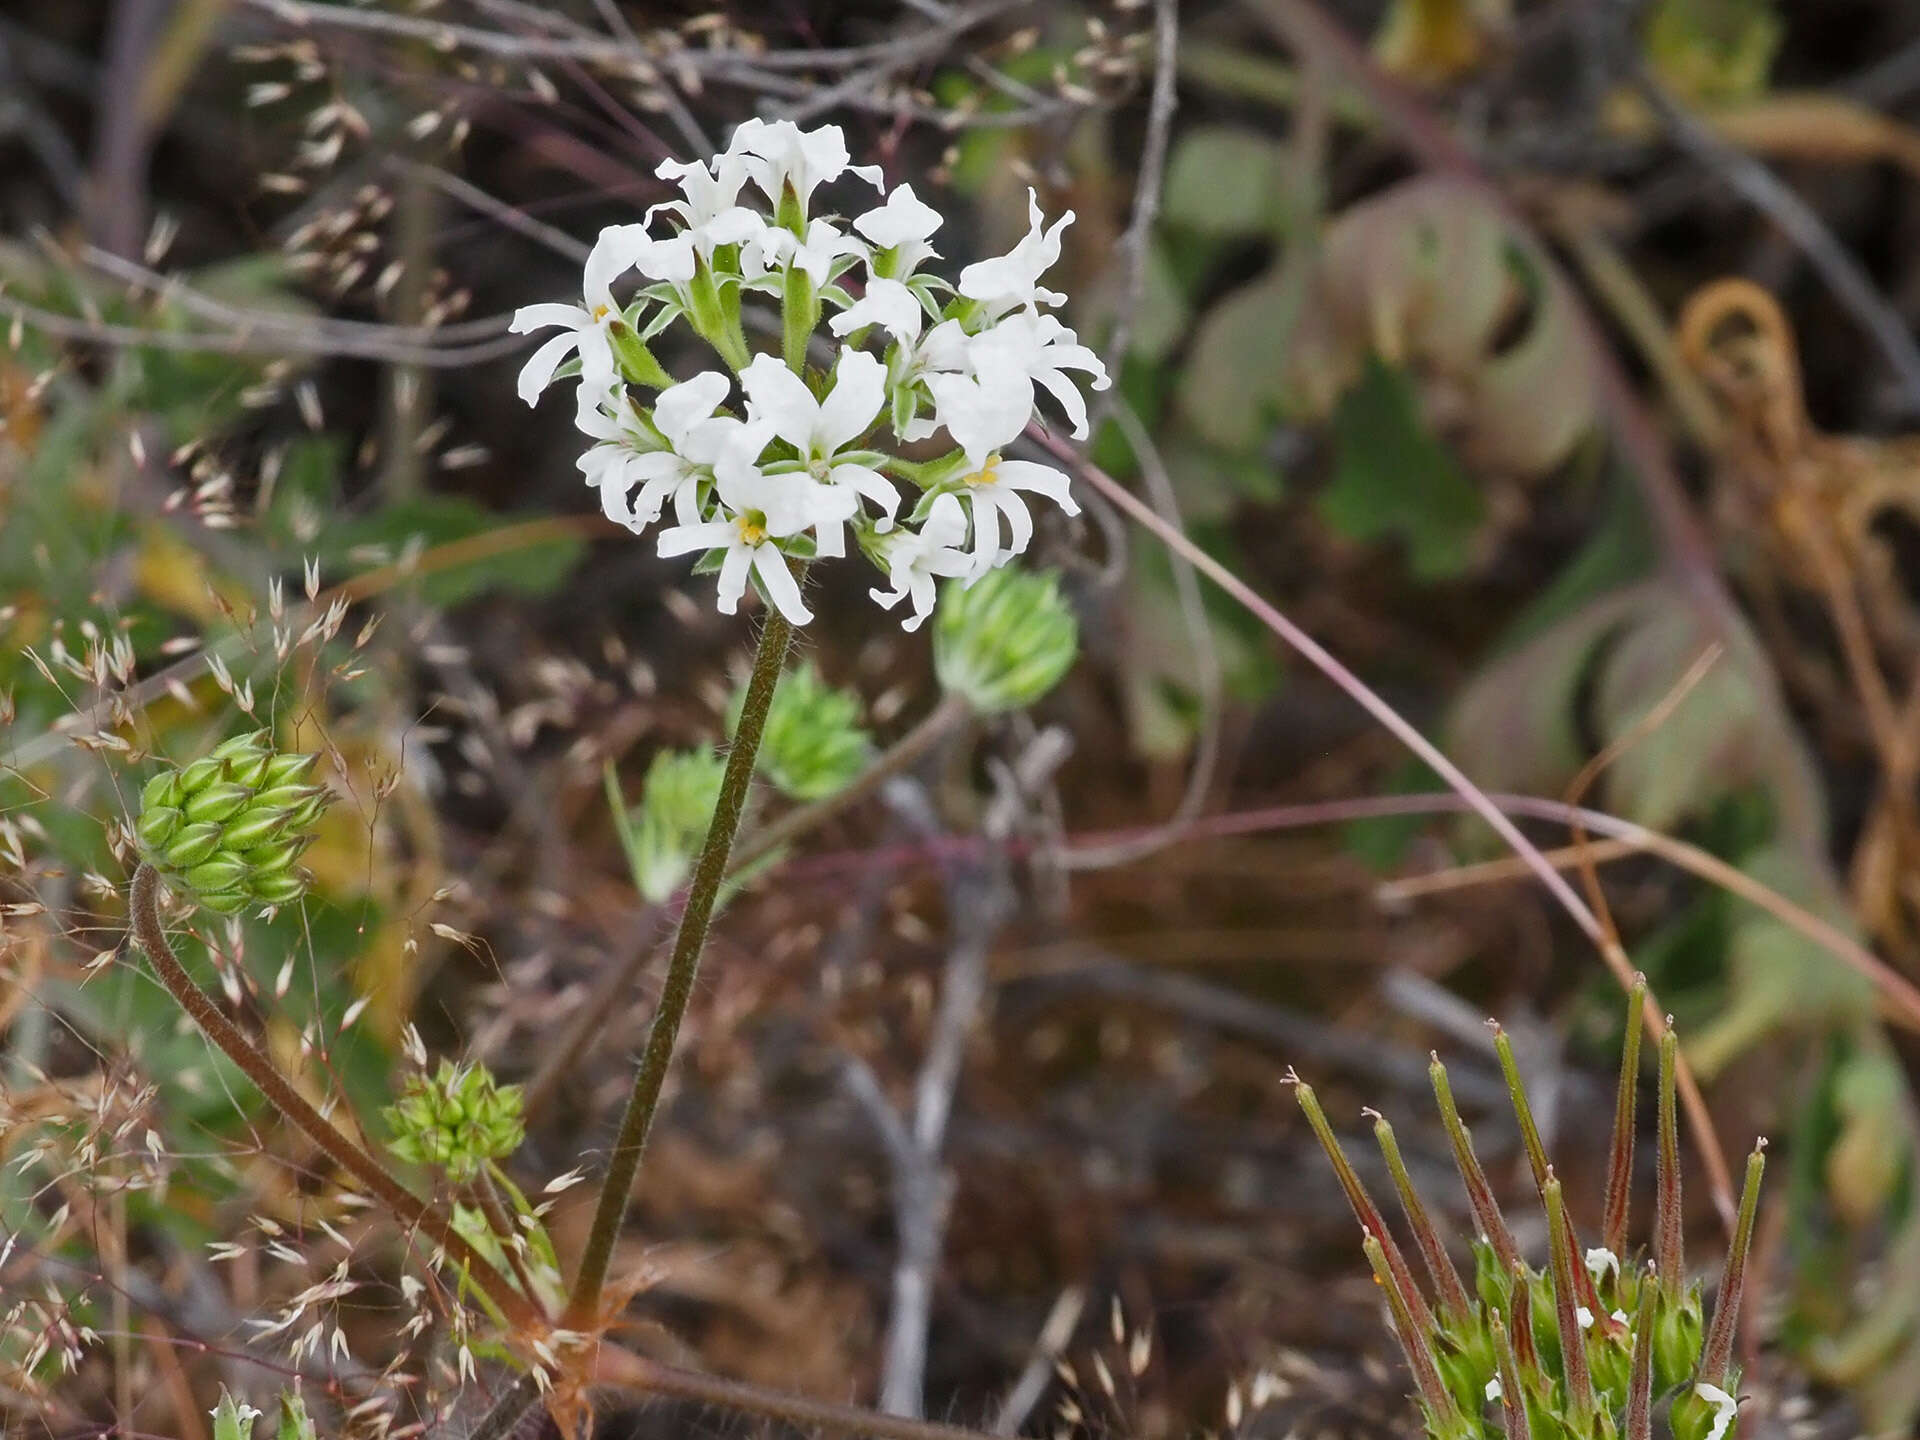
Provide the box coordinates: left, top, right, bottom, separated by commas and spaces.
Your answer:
136, 731, 331, 915
933, 566, 1079, 715
384, 1059, 526, 1183
739, 662, 872, 802
618, 748, 727, 904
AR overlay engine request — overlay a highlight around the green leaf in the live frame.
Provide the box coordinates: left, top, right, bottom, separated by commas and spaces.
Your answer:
1319, 355, 1484, 579
1164, 127, 1292, 237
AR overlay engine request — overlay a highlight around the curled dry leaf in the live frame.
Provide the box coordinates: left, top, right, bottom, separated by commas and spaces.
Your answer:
1282, 176, 1599, 479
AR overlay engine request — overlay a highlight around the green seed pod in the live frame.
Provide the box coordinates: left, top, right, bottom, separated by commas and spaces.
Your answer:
933, 566, 1079, 715
163, 822, 225, 870
137, 735, 332, 916
1653, 1287, 1705, 1396
384, 1060, 526, 1183
183, 782, 255, 825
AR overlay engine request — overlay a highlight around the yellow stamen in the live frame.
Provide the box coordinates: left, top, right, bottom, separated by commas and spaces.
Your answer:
965, 453, 1003, 486
735, 513, 768, 546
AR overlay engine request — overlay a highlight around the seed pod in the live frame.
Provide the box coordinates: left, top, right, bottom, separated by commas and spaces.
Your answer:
136, 735, 332, 916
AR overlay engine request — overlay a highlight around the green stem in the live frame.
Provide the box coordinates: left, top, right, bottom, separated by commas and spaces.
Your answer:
783, 266, 818, 375
564, 605, 798, 1327
728, 691, 970, 877
126, 863, 539, 1331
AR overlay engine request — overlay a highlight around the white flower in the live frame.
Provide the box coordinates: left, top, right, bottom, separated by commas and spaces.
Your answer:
971, 310, 1111, 440
1575, 1306, 1595, 1330
923, 366, 1034, 470
510, 223, 650, 403
1484, 1378, 1503, 1403
655, 424, 846, 626
1584, 1247, 1620, 1285
957, 187, 1071, 320
951, 451, 1079, 576
647, 153, 765, 256
575, 370, 736, 533
740, 351, 899, 555
729, 118, 882, 215
854, 183, 942, 277
829, 277, 926, 344
1695, 1383, 1738, 1440
745, 216, 867, 288
870, 493, 972, 630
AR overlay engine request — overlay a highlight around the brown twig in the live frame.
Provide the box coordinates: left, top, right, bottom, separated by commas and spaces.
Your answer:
126, 863, 542, 1331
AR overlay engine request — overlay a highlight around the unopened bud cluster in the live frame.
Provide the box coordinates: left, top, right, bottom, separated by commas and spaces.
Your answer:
384, 1059, 526, 1184
135, 730, 330, 915
1294, 983, 1764, 1440
934, 565, 1078, 714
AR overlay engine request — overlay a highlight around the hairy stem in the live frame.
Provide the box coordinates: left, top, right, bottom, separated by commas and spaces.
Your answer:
126, 863, 539, 1330
729, 691, 971, 877
564, 607, 797, 1327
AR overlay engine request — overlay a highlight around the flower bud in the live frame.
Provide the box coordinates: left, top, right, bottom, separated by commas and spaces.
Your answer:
738, 662, 872, 802
619, 748, 726, 904
933, 566, 1079, 715
1652, 1286, 1705, 1396
136, 735, 332, 915
384, 1059, 526, 1183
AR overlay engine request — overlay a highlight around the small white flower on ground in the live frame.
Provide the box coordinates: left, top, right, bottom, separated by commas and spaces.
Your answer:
510, 224, 650, 403
870, 493, 972, 630
740, 351, 898, 554
1584, 1247, 1620, 1284
730, 118, 882, 214
575, 370, 736, 533
854, 183, 942, 277
1695, 1383, 1738, 1440
954, 452, 1080, 576
958, 187, 1071, 319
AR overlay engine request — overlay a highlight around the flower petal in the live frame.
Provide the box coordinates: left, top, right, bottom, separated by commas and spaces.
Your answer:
515, 330, 581, 405
818, 349, 886, 455
752, 545, 814, 624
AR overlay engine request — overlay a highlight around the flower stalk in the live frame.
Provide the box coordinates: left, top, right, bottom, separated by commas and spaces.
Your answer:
563, 601, 798, 1329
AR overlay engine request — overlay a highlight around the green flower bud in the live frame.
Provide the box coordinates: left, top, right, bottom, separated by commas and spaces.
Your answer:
177, 756, 223, 795
263, 751, 319, 787
210, 729, 270, 762
136, 805, 184, 852
185, 856, 251, 894
137, 736, 332, 916
1653, 1287, 1705, 1395
619, 748, 726, 904
736, 662, 872, 802
933, 566, 1079, 715
384, 1059, 526, 1183
212, 1389, 262, 1440
183, 782, 255, 825
163, 822, 226, 870
248, 871, 309, 906
141, 772, 183, 814
1670, 1378, 1740, 1440
607, 318, 673, 389
220, 807, 291, 852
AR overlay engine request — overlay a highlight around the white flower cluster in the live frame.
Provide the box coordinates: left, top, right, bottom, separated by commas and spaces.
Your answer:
511, 119, 1109, 628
